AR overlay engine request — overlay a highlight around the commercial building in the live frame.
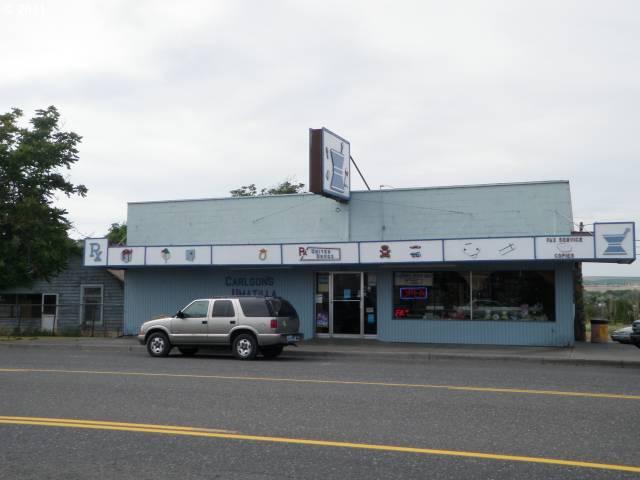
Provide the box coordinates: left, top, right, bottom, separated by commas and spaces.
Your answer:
84, 180, 635, 346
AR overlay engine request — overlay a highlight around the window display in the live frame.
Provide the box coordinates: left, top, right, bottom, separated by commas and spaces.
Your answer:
471, 271, 555, 322
393, 270, 555, 322
393, 272, 470, 320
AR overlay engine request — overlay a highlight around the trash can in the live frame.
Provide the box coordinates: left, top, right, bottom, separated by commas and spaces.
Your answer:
590, 318, 609, 343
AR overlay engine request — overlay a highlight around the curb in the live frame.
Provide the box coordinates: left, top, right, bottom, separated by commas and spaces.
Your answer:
284, 349, 640, 368
1, 341, 638, 368
0, 342, 140, 352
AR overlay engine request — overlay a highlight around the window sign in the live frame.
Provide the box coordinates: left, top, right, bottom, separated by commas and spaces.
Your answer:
399, 287, 428, 300
395, 272, 433, 286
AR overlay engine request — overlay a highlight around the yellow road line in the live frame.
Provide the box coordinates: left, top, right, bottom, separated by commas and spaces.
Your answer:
0, 416, 234, 433
0, 367, 638, 400
0, 416, 638, 473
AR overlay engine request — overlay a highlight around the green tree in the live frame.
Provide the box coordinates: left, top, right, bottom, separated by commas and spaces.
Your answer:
230, 178, 305, 197
106, 222, 127, 246
0, 106, 87, 289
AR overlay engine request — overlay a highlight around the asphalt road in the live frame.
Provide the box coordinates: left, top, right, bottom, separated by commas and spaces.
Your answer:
0, 346, 639, 479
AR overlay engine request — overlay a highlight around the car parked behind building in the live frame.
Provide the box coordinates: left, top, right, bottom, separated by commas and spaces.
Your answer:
138, 296, 303, 359
630, 320, 640, 349
610, 326, 633, 344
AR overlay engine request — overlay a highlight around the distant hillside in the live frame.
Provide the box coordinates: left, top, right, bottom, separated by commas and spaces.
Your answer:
584, 276, 640, 292
584, 276, 640, 285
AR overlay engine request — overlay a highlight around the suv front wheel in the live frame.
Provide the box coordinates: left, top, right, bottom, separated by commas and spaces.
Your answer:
147, 332, 171, 357
232, 333, 258, 360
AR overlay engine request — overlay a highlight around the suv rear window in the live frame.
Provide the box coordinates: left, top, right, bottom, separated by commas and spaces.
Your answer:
269, 299, 298, 318
239, 298, 274, 317
212, 300, 235, 317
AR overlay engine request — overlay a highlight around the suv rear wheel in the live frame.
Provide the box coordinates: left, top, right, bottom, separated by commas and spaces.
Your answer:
232, 333, 258, 360
147, 332, 171, 357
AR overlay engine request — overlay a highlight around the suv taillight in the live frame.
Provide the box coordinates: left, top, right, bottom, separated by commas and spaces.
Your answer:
270, 319, 278, 329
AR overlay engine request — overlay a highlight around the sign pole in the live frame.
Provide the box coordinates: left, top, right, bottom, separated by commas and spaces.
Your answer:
350, 155, 371, 191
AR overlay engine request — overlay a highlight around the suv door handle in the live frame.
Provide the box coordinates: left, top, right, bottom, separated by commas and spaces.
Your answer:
202, 320, 208, 324
229, 320, 236, 324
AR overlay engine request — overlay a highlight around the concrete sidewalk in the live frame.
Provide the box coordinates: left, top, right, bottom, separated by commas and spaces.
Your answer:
1, 336, 639, 368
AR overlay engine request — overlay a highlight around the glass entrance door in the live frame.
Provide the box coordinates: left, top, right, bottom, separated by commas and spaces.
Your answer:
315, 272, 377, 337
332, 273, 362, 335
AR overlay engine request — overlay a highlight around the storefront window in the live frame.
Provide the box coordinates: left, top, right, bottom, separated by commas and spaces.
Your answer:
393, 271, 555, 322
471, 271, 555, 322
393, 272, 470, 320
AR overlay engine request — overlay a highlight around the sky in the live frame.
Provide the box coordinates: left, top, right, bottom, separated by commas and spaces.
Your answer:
2, 0, 639, 276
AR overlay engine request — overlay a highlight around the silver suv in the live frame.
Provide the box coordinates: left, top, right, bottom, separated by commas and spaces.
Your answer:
138, 296, 303, 360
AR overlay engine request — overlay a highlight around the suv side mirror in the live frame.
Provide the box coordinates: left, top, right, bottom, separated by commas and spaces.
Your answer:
176, 310, 185, 319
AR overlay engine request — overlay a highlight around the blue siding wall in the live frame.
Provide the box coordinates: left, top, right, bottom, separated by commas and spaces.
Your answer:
126, 262, 575, 346
124, 268, 314, 336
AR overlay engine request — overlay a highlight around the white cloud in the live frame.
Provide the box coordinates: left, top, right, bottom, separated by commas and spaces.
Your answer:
2, 0, 639, 274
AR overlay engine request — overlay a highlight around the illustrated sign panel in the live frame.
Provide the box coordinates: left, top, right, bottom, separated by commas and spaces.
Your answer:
444, 237, 535, 261
309, 127, 351, 202
360, 240, 443, 263
83, 238, 108, 266
594, 223, 635, 260
83, 221, 636, 267
535, 235, 595, 260
145, 246, 212, 266
213, 245, 282, 265
282, 243, 359, 264
108, 246, 145, 266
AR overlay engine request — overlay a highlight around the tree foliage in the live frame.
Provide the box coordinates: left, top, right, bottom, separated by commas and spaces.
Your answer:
230, 178, 305, 197
584, 289, 640, 324
0, 106, 87, 289
106, 222, 127, 246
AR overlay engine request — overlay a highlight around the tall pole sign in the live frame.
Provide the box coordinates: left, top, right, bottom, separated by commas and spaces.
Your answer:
309, 127, 351, 202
